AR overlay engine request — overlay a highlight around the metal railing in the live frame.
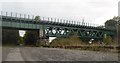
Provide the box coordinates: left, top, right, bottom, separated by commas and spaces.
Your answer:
0, 11, 107, 28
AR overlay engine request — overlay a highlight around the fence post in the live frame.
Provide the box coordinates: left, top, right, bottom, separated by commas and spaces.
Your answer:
11, 12, 12, 17
6, 12, 7, 16
1, 11, 3, 16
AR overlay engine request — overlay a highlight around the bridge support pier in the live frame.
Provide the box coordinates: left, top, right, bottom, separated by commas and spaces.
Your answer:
36, 26, 49, 47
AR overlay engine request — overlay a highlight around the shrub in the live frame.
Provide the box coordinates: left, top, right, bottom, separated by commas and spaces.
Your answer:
50, 36, 83, 47
19, 37, 24, 45
103, 35, 112, 45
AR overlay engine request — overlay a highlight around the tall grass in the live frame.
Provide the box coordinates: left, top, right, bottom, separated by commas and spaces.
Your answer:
50, 36, 84, 47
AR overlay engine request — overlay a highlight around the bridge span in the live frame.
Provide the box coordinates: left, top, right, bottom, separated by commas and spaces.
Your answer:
0, 12, 116, 41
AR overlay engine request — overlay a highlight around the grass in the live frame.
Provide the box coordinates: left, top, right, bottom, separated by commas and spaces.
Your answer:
50, 36, 84, 47
49, 36, 118, 52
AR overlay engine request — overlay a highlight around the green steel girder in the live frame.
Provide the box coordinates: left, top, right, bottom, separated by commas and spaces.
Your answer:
43, 25, 115, 39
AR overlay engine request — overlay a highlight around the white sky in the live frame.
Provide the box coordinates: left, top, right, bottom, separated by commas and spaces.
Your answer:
0, 0, 120, 38
0, 0, 119, 25
119, 1, 120, 16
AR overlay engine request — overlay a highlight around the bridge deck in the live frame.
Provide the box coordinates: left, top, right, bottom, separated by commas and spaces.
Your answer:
0, 12, 116, 39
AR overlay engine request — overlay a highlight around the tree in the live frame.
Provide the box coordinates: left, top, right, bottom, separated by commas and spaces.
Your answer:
105, 19, 117, 29
24, 31, 38, 46
105, 16, 120, 29
35, 16, 40, 21
104, 16, 120, 44
19, 37, 24, 45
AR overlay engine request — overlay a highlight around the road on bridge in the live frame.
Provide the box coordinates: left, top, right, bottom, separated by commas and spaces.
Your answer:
2, 47, 118, 61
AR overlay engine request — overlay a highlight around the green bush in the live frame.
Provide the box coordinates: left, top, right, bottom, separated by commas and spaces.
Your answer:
103, 35, 112, 45
19, 37, 24, 45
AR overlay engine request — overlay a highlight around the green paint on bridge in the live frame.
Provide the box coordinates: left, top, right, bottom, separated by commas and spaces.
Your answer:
0, 12, 116, 39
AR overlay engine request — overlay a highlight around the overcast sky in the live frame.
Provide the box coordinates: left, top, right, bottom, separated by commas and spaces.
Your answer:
0, 0, 120, 25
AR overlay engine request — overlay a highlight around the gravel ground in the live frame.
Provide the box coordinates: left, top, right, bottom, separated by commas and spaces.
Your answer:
2, 47, 118, 61
20, 47, 118, 61
2, 47, 14, 61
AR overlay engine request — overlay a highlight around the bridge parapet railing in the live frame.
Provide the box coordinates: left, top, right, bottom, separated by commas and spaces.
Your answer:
39, 17, 103, 28
1, 11, 35, 20
0, 11, 102, 27
1, 11, 116, 30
